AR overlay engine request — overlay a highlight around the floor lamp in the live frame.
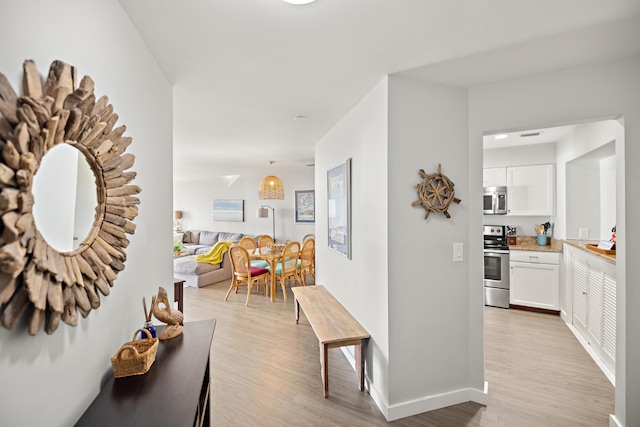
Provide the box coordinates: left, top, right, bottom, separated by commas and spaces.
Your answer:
257, 206, 275, 240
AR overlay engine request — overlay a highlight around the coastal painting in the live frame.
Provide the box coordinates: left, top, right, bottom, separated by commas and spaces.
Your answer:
213, 199, 244, 222
327, 158, 351, 258
295, 190, 315, 223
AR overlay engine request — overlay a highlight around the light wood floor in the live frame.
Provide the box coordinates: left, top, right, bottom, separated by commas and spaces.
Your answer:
182, 279, 614, 426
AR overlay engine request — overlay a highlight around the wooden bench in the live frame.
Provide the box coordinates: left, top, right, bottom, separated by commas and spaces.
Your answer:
291, 285, 370, 398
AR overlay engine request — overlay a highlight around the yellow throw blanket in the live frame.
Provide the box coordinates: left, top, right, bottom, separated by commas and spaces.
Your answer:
194, 241, 232, 265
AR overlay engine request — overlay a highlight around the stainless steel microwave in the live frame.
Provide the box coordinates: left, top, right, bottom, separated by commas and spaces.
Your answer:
483, 186, 507, 215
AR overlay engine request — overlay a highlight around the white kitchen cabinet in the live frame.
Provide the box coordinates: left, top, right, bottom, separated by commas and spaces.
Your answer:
564, 243, 616, 376
483, 167, 507, 187
509, 250, 560, 311
506, 164, 555, 216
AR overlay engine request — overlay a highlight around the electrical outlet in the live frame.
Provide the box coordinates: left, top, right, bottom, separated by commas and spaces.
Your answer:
579, 228, 589, 239
453, 243, 463, 262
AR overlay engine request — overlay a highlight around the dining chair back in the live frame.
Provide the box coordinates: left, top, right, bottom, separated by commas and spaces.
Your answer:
274, 241, 303, 301
225, 244, 270, 306
239, 236, 257, 251
240, 236, 269, 269
299, 238, 315, 285
258, 234, 274, 248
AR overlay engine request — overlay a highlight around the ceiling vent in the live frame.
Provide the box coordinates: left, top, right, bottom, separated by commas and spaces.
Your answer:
520, 132, 541, 138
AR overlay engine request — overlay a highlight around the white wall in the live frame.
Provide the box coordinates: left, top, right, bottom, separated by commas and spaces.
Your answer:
315, 78, 391, 412
566, 160, 601, 239
600, 156, 616, 241
483, 141, 557, 168
31, 144, 79, 252
0, 1, 173, 426
316, 75, 480, 421
74, 149, 98, 249
173, 165, 315, 243
387, 76, 477, 416
557, 120, 617, 240
469, 55, 639, 427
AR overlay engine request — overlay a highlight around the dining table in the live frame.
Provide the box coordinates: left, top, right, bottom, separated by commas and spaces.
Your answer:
248, 246, 283, 302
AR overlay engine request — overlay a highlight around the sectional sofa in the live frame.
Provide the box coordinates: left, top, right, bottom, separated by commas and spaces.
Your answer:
173, 230, 252, 288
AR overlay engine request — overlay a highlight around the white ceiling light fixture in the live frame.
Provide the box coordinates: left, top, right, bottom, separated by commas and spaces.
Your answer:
282, 0, 316, 4
494, 134, 508, 140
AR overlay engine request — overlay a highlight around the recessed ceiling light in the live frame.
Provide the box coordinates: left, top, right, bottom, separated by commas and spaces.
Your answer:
494, 134, 508, 140
282, 0, 316, 4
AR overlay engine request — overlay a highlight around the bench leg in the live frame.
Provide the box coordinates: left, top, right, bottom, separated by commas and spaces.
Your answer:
295, 298, 300, 324
321, 342, 329, 397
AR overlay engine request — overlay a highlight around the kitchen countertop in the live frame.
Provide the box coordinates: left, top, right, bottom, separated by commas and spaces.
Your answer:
564, 239, 616, 264
508, 236, 563, 253
508, 237, 617, 263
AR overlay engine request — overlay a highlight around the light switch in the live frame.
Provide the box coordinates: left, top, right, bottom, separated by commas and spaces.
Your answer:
453, 243, 463, 262
579, 228, 589, 239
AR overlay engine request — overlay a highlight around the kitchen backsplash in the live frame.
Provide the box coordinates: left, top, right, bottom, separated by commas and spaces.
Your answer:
482, 216, 555, 237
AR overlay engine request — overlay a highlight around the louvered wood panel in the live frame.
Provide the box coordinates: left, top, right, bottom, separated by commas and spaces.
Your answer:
587, 268, 604, 346
572, 256, 588, 331
602, 273, 617, 361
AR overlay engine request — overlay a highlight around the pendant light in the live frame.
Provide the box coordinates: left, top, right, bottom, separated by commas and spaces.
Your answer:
258, 161, 285, 200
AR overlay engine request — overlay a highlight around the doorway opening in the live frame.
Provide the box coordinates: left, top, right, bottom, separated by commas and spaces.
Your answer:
481, 117, 622, 421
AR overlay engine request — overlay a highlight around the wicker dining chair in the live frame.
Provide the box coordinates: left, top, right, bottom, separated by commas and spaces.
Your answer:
239, 236, 269, 269
225, 245, 270, 306
273, 241, 303, 301
298, 238, 315, 286
258, 234, 274, 248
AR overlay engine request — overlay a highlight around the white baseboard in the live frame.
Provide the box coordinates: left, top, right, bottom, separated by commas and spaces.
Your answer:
367, 380, 390, 420
609, 414, 622, 427
386, 384, 488, 421
339, 347, 488, 422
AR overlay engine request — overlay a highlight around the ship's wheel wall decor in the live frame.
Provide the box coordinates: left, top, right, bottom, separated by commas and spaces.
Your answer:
0, 60, 140, 335
412, 163, 461, 220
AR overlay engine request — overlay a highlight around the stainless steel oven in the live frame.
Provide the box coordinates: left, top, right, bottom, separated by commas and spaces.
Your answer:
483, 225, 510, 308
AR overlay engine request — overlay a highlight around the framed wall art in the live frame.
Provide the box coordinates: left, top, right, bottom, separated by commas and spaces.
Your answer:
327, 158, 352, 259
213, 199, 244, 222
295, 190, 315, 223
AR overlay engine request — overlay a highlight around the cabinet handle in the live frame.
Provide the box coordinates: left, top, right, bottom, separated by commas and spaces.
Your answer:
582, 291, 587, 295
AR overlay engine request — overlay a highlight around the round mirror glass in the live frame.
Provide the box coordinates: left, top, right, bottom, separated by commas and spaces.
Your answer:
32, 144, 98, 252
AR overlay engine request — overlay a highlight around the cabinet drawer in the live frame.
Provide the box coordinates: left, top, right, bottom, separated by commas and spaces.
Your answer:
510, 250, 560, 264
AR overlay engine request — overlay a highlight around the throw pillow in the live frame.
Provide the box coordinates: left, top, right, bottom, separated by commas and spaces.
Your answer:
218, 232, 243, 244
199, 231, 220, 246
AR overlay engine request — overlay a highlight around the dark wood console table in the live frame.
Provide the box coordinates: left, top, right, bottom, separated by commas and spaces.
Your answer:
76, 320, 216, 427
174, 277, 185, 312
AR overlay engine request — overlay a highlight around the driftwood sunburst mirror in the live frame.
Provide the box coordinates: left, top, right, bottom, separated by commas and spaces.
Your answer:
0, 60, 140, 335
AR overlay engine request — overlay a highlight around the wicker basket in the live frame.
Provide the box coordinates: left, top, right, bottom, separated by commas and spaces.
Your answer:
111, 328, 159, 378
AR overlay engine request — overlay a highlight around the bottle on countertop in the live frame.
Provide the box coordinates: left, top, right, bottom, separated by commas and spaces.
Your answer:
141, 321, 156, 339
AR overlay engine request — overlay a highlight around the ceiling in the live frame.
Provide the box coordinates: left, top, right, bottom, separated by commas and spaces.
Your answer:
482, 124, 578, 150
119, 0, 640, 180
